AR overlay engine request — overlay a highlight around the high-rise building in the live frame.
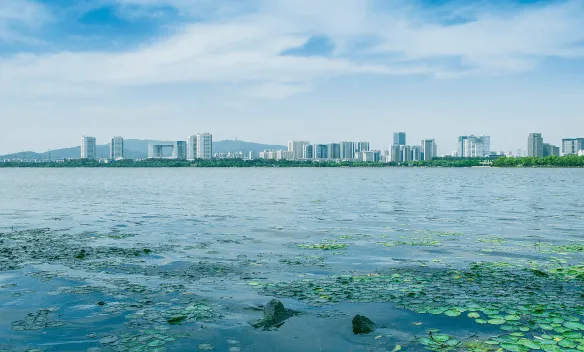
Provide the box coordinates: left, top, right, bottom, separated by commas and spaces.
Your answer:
458, 135, 490, 157
314, 144, 328, 159
327, 143, 341, 159
248, 151, 255, 160
303, 144, 314, 159
110, 136, 124, 160
527, 133, 544, 157
288, 141, 309, 160
393, 132, 406, 146
543, 143, 560, 157
340, 142, 355, 160
401, 145, 412, 162
562, 138, 584, 155
187, 135, 197, 160
172, 141, 187, 159
81, 136, 96, 159
196, 133, 212, 160
356, 142, 370, 152
421, 139, 437, 160
411, 146, 422, 161
390, 144, 401, 162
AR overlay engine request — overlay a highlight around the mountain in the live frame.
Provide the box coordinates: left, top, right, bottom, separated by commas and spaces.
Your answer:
0, 140, 287, 160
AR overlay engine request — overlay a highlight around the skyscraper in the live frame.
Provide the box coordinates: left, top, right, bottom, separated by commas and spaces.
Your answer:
543, 143, 560, 157
411, 146, 422, 161
314, 144, 328, 159
196, 133, 213, 160
172, 141, 187, 159
458, 135, 491, 157
390, 144, 401, 162
393, 132, 406, 146
340, 141, 355, 160
187, 135, 197, 160
356, 142, 370, 152
110, 136, 124, 160
303, 144, 314, 159
81, 136, 96, 159
327, 143, 341, 159
527, 133, 544, 157
401, 145, 412, 162
421, 139, 437, 160
288, 141, 309, 160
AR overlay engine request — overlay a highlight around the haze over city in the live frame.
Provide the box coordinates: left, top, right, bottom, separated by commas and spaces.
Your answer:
1, 0, 584, 155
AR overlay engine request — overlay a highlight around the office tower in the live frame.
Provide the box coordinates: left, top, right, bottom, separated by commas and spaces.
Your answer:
458, 135, 490, 157
421, 139, 437, 160
356, 142, 370, 152
187, 135, 197, 160
248, 151, 255, 160
288, 141, 309, 160
171, 141, 187, 159
527, 133, 544, 157
562, 138, 584, 155
393, 132, 406, 146
543, 143, 560, 157
411, 146, 422, 161
390, 144, 401, 162
81, 136, 97, 159
303, 144, 314, 159
340, 142, 355, 160
401, 145, 412, 162
196, 133, 212, 160
110, 136, 124, 160
327, 143, 341, 159
314, 144, 328, 159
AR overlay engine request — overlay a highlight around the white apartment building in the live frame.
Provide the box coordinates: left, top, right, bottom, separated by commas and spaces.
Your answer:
287, 141, 309, 160
196, 133, 213, 160
81, 136, 97, 159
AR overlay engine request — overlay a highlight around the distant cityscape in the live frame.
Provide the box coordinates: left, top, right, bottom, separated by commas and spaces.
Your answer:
3, 133, 584, 163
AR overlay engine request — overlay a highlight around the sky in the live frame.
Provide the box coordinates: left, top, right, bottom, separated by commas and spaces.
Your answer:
1, 0, 584, 155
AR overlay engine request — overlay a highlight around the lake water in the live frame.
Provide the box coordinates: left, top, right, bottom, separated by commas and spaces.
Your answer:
1, 168, 584, 352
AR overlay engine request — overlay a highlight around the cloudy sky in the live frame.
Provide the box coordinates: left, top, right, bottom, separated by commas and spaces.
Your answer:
1, 0, 583, 155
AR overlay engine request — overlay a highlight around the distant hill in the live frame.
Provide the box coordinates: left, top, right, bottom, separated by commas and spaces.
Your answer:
0, 139, 287, 160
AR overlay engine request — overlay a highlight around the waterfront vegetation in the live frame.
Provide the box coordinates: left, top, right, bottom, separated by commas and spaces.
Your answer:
492, 155, 584, 167
1, 155, 583, 168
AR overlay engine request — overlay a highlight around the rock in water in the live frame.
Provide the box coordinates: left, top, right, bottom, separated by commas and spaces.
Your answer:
352, 315, 376, 335
263, 299, 293, 323
253, 299, 298, 330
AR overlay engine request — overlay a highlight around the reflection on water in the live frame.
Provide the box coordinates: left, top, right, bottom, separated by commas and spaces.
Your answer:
1, 168, 584, 351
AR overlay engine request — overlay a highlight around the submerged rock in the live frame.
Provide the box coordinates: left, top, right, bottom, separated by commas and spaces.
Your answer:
352, 314, 376, 335
253, 299, 298, 330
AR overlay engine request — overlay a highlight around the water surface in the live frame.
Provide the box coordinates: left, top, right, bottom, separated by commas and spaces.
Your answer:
1, 168, 584, 352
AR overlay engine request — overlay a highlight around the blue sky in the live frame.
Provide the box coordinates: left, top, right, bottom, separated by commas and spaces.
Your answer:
1, 0, 584, 154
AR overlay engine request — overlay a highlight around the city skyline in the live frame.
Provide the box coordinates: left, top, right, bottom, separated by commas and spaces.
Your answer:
1, 1, 584, 155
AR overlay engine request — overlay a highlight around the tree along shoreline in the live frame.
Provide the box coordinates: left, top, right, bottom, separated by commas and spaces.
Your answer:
0, 156, 583, 168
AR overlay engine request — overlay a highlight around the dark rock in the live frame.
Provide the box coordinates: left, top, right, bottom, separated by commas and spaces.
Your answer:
352, 314, 376, 335
253, 299, 298, 330
263, 299, 293, 322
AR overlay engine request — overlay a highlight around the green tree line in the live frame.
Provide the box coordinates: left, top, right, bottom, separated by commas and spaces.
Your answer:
2, 156, 582, 168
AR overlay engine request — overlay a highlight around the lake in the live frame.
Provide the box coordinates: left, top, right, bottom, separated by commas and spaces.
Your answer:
1, 168, 584, 352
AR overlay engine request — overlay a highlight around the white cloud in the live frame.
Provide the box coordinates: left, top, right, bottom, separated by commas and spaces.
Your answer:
0, 0, 583, 102
0, 0, 51, 43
